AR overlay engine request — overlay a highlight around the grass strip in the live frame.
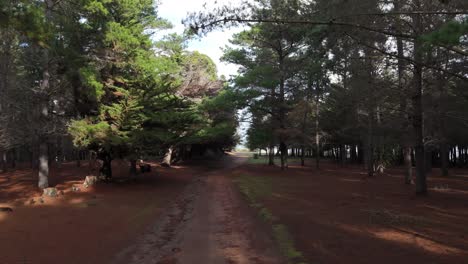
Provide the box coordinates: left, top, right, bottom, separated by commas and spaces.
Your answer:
234, 174, 306, 264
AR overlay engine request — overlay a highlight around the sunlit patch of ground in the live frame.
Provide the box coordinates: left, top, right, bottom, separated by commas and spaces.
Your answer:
373, 229, 463, 255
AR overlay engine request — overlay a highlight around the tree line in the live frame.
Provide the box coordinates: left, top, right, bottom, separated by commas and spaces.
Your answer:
184, 0, 468, 194
0, 0, 240, 188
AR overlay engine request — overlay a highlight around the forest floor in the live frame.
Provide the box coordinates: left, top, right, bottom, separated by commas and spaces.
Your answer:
1, 154, 468, 264
0, 159, 209, 264
0, 153, 282, 264
232, 156, 468, 264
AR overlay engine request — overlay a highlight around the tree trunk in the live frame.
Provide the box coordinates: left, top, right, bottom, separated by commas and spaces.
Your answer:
280, 142, 287, 170
278, 45, 287, 170
88, 151, 94, 172
10, 149, 16, 169
172, 147, 181, 163
436, 58, 449, 176
130, 159, 137, 177
403, 147, 413, 184
162, 146, 174, 167
366, 113, 374, 177
365, 144, 374, 178
437, 144, 447, 176
268, 145, 275, 166
100, 152, 112, 180
37, 0, 53, 189
340, 144, 346, 166
412, 5, 427, 194
350, 145, 357, 164
462, 147, 466, 167
357, 143, 364, 164
301, 145, 305, 167
1, 150, 7, 173
451, 147, 456, 167
56, 136, 63, 168
315, 88, 320, 170
395, 0, 413, 185
38, 142, 49, 189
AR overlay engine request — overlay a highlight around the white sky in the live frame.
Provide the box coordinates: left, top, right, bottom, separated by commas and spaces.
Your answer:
157, 0, 244, 77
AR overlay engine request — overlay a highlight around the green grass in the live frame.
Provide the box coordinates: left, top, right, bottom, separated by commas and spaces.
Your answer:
234, 174, 306, 264
235, 174, 273, 201
273, 224, 304, 260
246, 155, 311, 165
247, 155, 270, 164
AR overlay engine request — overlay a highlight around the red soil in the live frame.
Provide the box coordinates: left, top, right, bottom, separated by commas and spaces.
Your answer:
234, 160, 468, 264
3, 156, 468, 264
115, 153, 282, 264
0, 160, 205, 264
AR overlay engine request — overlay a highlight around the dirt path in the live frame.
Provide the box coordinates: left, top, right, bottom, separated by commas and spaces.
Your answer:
114, 153, 283, 264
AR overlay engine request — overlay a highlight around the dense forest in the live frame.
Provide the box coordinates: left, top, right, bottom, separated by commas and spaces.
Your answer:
185, 0, 468, 194
0, 0, 467, 196
1, 1, 468, 263
0, 0, 239, 188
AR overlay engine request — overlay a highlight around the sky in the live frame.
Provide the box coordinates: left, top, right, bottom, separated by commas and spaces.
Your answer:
157, 0, 244, 77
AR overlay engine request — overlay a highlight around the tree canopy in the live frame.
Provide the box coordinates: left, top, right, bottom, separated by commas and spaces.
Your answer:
184, 0, 468, 194
0, 0, 239, 186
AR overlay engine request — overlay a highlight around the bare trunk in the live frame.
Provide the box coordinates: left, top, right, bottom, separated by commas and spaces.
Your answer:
300, 93, 309, 167
375, 106, 385, 174
99, 152, 112, 180
56, 136, 63, 168
340, 144, 346, 166
413, 5, 427, 194
162, 146, 174, 167
403, 147, 413, 184
38, 98, 50, 188
37, 0, 52, 189
268, 145, 275, 166
300, 146, 305, 167
280, 142, 287, 170
366, 144, 374, 178
130, 159, 137, 177
414, 143, 426, 194
1, 150, 7, 173
395, 0, 413, 185
315, 144, 320, 170
357, 143, 364, 164
315, 81, 321, 170
88, 151, 94, 172
350, 145, 357, 163
10, 149, 16, 169
366, 110, 374, 177
38, 142, 49, 189
0, 16, 10, 174
278, 46, 287, 170
437, 55, 449, 177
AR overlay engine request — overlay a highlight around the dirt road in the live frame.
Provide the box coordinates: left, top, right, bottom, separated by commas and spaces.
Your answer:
114, 153, 283, 264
